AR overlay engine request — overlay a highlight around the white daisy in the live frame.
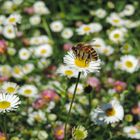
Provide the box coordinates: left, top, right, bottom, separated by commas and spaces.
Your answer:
61, 28, 73, 39
0, 65, 12, 77
109, 28, 126, 43
4, 13, 21, 25
18, 48, 31, 60
107, 13, 124, 27
29, 15, 41, 26
68, 83, 84, 95
2, 82, 19, 94
0, 90, 20, 113
90, 23, 102, 32
13, 0, 23, 5
39, 35, 51, 45
121, 43, 132, 53
123, 126, 140, 139
101, 46, 114, 56
77, 23, 102, 34
125, 20, 140, 29
23, 63, 34, 74
63, 51, 101, 76
114, 61, 122, 70
0, 15, 6, 25
56, 65, 78, 78
3, 1, 14, 12
37, 58, 50, 69
19, 85, 38, 97
50, 21, 63, 32
123, 4, 135, 16
91, 99, 124, 125
3, 25, 16, 39
90, 37, 106, 54
33, 1, 50, 15
95, 8, 106, 19
35, 44, 53, 58
27, 110, 46, 125
30, 36, 50, 46
12, 65, 24, 79
119, 55, 139, 73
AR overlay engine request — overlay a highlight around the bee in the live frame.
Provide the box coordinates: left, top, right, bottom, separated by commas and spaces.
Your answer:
72, 43, 99, 63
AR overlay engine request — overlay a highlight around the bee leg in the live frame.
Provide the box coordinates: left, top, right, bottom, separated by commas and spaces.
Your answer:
81, 51, 85, 60
86, 54, 91, 62
85, 59, 89, 64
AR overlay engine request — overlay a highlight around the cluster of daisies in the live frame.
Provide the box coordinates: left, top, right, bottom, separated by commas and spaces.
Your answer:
0, 13, 21, 39
0, 0, 140, 140
0, 82, 20, 113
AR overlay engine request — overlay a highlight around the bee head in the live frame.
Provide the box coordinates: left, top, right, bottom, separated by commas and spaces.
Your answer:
72, 46, 77, 51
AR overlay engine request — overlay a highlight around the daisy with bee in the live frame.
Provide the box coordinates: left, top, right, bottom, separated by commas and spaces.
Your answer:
63, 42, 101, 139
64, 42, 101, 76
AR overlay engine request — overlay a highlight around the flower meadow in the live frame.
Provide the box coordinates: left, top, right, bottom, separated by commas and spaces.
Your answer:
0, 0, 140, 139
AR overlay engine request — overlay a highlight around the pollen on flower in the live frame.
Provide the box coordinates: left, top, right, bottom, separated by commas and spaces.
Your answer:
113, 19, 119, 23
64, 70, 73, 76
56, 129, 63, 136
129, 130, 136, 135
125, 61, 133, 68
83, 26, 91, 32
7, 87, 15, 93
41, 49, 47, 54
114, 34, 120, 38
9, 17, 16, 23
14, 68, 20, 74
24, 89, 32, 94
106, 108, 116, 116
0, 101, 11, 109
74, 58, 89, 68
8, 29, 12, 33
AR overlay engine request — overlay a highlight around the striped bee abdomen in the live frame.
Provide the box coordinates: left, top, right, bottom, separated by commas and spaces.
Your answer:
72, 43, 99, 63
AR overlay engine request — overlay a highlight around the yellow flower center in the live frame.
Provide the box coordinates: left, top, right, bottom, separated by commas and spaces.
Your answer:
74, 129, 85, 139
116, 85, 123, 91
114, 33, 120, 38
56, 129, 63, 136
103, 49, 109, 54
77, 88, 80, 92
24, 89, 32, 95
8, 29, 12, 33
113, 19, 119, 23
9, 17, 16, 23
0, 101, 11, 109
22, 52, 27, 56
106, 108, 116, 116
65, 70, 73, 76
14, 68, 21, 74
41, 49, 47, 54
34, 115, 41, 122
54, 25, 59, 28
83, 26, 91, 32
129, 130, 136, 135
0, 135, 6, 140
75, 58, 89, 68
6, 87, 15, 93
125, 61, 133, 68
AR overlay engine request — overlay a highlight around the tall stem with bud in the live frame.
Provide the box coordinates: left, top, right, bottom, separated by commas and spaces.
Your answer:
64, 72, 81, 140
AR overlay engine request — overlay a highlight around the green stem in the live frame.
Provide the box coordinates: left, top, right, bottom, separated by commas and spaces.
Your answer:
3, 115, 8, 140
88, 93, 92, 113
64, 72, 81, 140
42, 18, 53, 40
